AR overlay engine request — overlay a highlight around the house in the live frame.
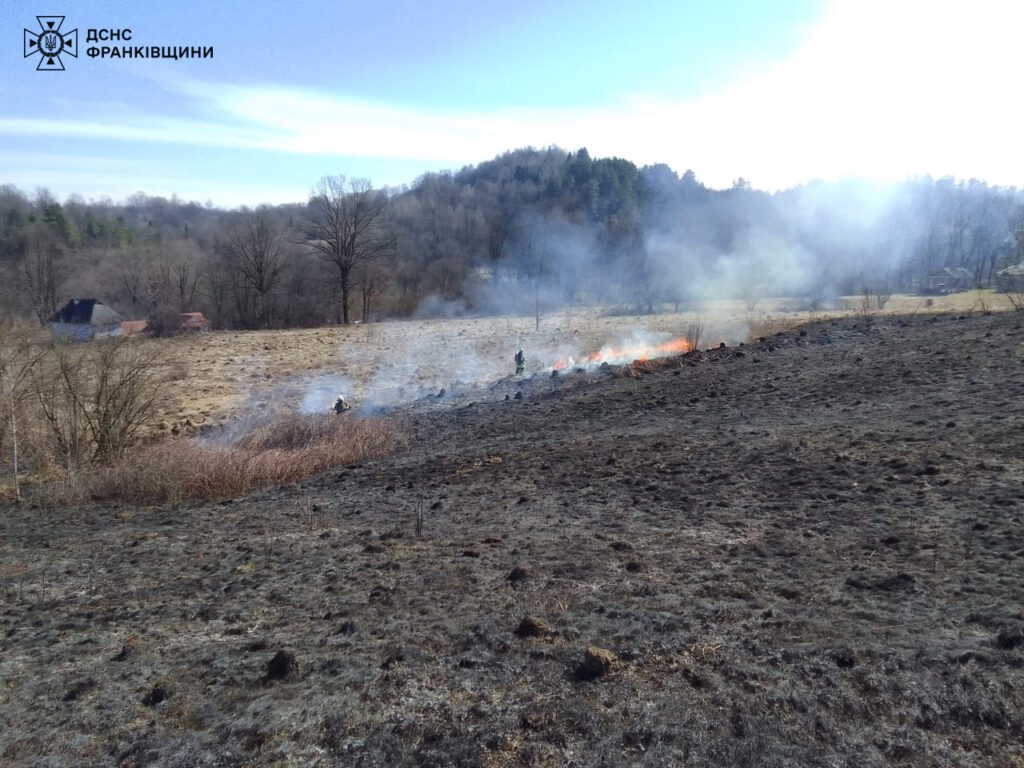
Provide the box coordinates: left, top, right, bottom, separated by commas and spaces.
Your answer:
995, 262, 1024, 293
49, 299, 123, 340
920, 267, 974, 295
178, 312, 210, 332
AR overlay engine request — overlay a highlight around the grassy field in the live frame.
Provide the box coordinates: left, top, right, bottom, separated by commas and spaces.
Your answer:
2, 308, 1021, 766
1, 289, 1016, 504
155, 290, 1016, 435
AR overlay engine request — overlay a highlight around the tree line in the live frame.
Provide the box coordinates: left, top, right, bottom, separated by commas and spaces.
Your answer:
2, 147, 1023, 329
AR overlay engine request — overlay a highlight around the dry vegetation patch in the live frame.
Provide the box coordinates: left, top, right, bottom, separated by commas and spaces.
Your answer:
1, 315, 405, 504
4, 294, 1019, 505
1, 327, 178, 500
84, 413, 407, 505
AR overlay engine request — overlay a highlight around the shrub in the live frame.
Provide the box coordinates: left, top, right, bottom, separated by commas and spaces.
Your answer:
684, 315, 705, 351
0, 320, 48, 501
82, 413, 406, 504
30, 335, 170, 462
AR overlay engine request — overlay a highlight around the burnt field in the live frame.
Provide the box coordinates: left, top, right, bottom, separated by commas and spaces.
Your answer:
2, 310, 1023, 767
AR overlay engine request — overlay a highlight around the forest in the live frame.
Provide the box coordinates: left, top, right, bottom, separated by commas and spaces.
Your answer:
2, 146, 1023, 329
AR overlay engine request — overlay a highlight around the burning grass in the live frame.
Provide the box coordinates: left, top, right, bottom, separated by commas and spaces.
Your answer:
550, 336, 695, 371
79, 414, 407, 505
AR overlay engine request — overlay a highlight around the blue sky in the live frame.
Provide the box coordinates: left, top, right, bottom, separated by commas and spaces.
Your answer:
1, 0, 1021, 207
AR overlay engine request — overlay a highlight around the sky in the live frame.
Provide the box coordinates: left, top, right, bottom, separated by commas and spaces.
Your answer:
1, 0, 1022, 208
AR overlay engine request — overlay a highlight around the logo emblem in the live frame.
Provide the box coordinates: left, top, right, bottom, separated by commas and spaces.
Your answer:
24, 16, 77, 71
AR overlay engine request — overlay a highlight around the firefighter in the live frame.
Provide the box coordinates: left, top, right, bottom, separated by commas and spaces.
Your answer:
514, 348, 525, 376
333, 395, 351, 414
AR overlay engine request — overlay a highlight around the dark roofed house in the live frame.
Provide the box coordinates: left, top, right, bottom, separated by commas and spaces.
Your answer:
920, 267, 974, 295
49, 299, 123, 340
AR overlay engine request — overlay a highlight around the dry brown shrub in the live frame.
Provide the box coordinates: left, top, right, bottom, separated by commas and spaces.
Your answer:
235, 413, 350, 452
1, 321, 57, 500
684, 315, 705, 351
79, 414, 406, 505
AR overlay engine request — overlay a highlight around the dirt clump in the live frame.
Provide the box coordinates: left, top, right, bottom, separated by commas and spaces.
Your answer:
575, 646, 618, 680
506, 564, 533, 583
515, 616, 554, 638
263, 650, 299, 682
846, 571, 915, 592
830, 646, 858, 668
995, 625, 1024, 650
141, 684, 170, 706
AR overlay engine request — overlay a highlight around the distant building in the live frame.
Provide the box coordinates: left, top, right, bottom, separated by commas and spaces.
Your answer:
920, 267, 974, 295
49, 299, 123, 340
178, 312, 210, 332
995, 262, 1024, 293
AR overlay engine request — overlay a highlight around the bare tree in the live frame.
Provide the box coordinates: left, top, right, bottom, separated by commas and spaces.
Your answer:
29, 341, 88, 468
31, 336, 169, 462
224, 214, 285, 328
629, 248, 658, 315
143, 261, 172, 315
306, 176, 394, 324
20, 225, 64, 323
202, 254, 230, 329
859, 285, 874, 316
356, 259, 388, 323
485, 210, 511, 275
0, 320, 43, 501
506, 214, 550, 329
1009, 205, 1024, 265
174, 260, 200, 311
116, 255, 146, 316
165, 240, 204, 311
875, 282, 892, 311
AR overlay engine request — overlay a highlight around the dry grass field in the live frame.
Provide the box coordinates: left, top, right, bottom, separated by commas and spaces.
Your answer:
1, 291, 1022, 767
156, 290, 1015, 436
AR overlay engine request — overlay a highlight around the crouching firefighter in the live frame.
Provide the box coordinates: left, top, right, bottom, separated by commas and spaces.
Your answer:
333, 395, 352, 414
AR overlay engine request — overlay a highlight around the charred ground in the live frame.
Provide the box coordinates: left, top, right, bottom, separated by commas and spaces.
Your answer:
2, 311, 1023, 767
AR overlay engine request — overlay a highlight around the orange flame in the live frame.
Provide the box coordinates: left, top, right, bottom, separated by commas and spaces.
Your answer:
551, 337, 694, 370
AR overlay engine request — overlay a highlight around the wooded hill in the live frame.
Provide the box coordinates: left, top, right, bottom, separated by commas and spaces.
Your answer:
2, 147, 1022, 329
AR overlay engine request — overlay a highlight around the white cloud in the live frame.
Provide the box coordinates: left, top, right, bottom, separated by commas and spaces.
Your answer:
672, 0, 1024, 188
3, 0, 1022, 199
0, 149, 307, 206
